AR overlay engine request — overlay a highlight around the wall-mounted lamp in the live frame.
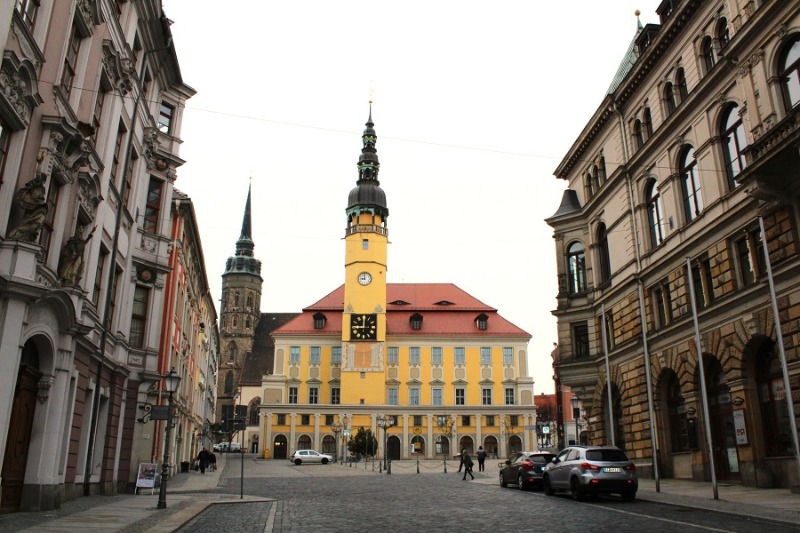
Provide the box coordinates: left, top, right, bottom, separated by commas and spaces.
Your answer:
732, 397, 744, 406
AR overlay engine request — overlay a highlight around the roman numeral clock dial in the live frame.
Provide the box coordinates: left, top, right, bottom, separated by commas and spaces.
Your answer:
350, 314, 377, 340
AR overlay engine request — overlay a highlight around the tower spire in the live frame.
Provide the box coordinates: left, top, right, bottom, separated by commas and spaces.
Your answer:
347, 104, 389, 220
224, 184, 262, 275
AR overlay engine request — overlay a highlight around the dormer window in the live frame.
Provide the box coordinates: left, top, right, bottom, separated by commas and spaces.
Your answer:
476, 313, 488, 331
390, 300, 410, 306
434, 300, 455, 306
410, 313, 423, 330
313, 312, 326, 330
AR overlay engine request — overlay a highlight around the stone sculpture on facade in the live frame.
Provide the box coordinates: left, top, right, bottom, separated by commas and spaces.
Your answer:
8, 173, 48, 242
58, 225, 96, 286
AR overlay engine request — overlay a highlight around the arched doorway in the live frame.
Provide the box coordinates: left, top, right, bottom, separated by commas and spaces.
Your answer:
1, 340, 42, 512
603, 383, 626, 449
705, 357, 739, 480
387, 435, 401, 460
656, 369, 690, 478
297, 434, 312, 451
507, 435, 522, 455
435, 435, 450, 457
458, 436, 474, 456
483, 436, 499, 459
273, 434, 288, 459
410, 435, 425, 455
321, 435, 336, 456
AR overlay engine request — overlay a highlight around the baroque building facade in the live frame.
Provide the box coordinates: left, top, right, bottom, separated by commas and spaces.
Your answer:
0, 1, 215, 512
260, 111, 536, 461
547, 0, 800, 489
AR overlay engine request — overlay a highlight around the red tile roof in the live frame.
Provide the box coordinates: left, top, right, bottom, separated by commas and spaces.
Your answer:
272, 283, 530, 338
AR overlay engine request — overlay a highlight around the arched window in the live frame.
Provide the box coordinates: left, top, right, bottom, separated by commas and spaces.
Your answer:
632, 119, 644, 150
779, 35, 800, 110
680, 146, 703, 222
592, 165, 601, 190
233, 292, 240, 307
646, 179, 666, 247
228, 341, 237, 362
246, 294, 254, 308
643, 107, 653, 137
566, 242, 587, 294
224, 370, 234, 394
666, 372, 689, 452
701, 36, 716, 73
756, 340, 793, 456
676, 68, 688, 101
716, 18, 730, 50
585, 172, 595, 199
598, 156, 607, 183
663, 82, 676, 116
597, 223, 611, 285
721, 104, 748, 188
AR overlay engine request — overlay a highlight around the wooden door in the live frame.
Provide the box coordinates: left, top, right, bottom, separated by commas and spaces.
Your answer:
1, 366, 40, 512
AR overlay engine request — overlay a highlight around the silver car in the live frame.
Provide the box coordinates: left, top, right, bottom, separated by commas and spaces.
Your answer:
542, 445, 637, 501
289, 449, 334, 465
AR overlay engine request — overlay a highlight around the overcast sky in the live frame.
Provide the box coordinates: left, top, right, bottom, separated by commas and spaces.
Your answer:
161, 1, 661, 394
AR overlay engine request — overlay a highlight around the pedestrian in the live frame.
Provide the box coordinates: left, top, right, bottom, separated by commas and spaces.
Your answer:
458, 448, 467, 472
476, 446, 487, 472
196, 447, 211, 474
209, 451, 217, 472
462, 453, 474, 480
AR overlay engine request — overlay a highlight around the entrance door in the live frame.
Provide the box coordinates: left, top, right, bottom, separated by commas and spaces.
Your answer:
387, 435, 401, 460
1, 365, 40, 512
273, 435, 288, 459
708, 362, 739, 481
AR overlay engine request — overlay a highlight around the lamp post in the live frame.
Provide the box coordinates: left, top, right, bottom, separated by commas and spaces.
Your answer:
571, 394, 581, 446
342, 416, 349, 464
377, 415, 389, 473
157, 368, 181, 510
331, 422, 342, 463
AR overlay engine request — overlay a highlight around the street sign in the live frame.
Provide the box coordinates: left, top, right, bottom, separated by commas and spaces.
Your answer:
523, 425, 536, 430
542, 426, 550, 434
343, 429, 351, 436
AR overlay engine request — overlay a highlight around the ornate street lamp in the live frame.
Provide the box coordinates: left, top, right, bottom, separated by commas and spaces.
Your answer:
331, 422, 342, 463
377, 415, 390, 474
570, 394, 581, 446
157, 368, 181, 509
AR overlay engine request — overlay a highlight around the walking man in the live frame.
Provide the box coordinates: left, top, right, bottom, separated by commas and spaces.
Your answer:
457, 448, 467, 472
462, 453, 474, 480
196, 447, 211, 474
477, 446, 487, 472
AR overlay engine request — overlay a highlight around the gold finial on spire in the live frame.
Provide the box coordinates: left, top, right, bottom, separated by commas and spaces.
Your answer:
635, 9, 641, 16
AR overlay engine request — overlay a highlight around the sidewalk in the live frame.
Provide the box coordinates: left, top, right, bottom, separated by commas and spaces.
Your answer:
0, 456, 797, 532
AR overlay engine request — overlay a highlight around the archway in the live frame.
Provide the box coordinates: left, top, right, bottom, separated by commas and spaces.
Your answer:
603, 383, 626, 449
321, 435, 336, 456
507, 435, 522, 455
435, 435, 450, 457
410, 435, 425, 455
704, 357, 739, 480
387, 435, 401, 460
458, 436, 474, 456
273, 434, 288, 459
483, 435, 499, 459
2, 340, 42, 512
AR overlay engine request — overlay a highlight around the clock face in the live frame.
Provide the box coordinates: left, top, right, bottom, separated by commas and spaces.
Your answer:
357, 272, 372, 285
350, 313, 377, 340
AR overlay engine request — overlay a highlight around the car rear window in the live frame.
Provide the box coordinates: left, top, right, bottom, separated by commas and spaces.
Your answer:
586, 449, 629, 462
529, 455, 554, 464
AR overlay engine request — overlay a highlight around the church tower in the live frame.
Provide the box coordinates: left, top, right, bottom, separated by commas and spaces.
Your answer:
341, 105, 389, 405
217, 185, 262, 424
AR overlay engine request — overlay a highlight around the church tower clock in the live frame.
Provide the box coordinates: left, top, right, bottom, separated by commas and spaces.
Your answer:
217, 185, 262, 424
341, 105, 389, 405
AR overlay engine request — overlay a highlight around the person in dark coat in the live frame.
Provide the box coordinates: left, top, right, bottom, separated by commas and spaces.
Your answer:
476, 446, 487, 472
196, 447, 211, 474
209, 451, 217, 472
462, 453, 474, 480
458, 448, 467, 472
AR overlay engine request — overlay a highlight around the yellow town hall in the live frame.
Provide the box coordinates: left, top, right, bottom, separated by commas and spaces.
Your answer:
259, 109, 536, 461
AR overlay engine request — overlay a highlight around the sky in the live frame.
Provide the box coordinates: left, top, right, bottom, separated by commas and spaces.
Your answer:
161, 1, 662, 394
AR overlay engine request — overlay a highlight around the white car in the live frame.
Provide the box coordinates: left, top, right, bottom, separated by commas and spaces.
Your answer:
290, 449, 334, 465
229, 442, 241, 452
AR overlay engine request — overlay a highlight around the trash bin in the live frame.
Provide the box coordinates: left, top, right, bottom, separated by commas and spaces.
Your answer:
180, 461, 190, 473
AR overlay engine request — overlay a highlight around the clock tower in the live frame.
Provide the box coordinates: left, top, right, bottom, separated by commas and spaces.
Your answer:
341, 105, 389, 405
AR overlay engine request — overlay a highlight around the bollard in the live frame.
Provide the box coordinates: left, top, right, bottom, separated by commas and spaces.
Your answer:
416, 456, 420, 474
388, 459, 391, 475
379, 460, 382, 473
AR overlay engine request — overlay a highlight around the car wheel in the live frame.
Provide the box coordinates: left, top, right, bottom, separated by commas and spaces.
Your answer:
321, 458, 328, 465
621, 491, 636, 502
499, 473, 507, 487
294, 459, 302, 466
543, 476, 554, 496
517, 474, 526, 490
570, 477, 585, 501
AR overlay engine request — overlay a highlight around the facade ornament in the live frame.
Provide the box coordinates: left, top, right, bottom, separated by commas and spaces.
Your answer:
57, 226, 96, 286
37, 375, 55, 404
0, 68, 31, 126
8, 173, 48, 242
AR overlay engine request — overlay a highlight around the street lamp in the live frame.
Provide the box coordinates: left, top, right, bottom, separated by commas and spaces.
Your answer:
570, 394, 581, 445
157, 368, 181, 510
331, 422, 342, 463
377, 415, 390, 473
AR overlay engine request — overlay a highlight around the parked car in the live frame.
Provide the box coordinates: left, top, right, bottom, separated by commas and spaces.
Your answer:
215, 442, 230, 453
290, 449, 334, 465
229, 442, 241, 453
499, 451, 556, 490
542, 445, 637, 501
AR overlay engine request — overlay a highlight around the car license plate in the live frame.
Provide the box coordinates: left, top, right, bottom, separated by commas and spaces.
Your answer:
603, 467, 622, 473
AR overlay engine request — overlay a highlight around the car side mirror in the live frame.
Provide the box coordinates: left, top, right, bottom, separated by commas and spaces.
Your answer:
551, 457, 559, 464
